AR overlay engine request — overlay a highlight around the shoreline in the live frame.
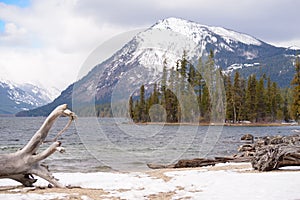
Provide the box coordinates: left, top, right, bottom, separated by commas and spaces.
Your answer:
1, 163, 300, 200
132, 121, 298, 127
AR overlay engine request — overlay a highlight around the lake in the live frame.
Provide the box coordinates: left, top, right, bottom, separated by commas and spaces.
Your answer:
0, 117, 299, 172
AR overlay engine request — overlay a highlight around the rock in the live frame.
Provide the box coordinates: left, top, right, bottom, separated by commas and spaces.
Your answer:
241, 134, 254, 143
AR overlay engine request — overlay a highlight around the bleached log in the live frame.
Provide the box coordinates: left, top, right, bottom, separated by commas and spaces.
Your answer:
147, 157, 250, 169
251, 143, 300, 171
0, 104, 76, 188
147, 134, 300, 171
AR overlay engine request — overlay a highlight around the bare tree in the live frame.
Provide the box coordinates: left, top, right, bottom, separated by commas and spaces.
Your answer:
0, 104, 76, 188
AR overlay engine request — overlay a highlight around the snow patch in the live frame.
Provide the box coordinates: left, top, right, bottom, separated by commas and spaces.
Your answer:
223, 62, 260, 74
0, 193, 68, 200
209, 26, 261, 46
153, 18, 262, 46
1, 164, 300, 200
0, 79, 60, 113
287, 45, 300, 50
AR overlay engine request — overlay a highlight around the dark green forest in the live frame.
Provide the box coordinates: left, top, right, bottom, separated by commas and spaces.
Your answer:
129, 52, 300, 124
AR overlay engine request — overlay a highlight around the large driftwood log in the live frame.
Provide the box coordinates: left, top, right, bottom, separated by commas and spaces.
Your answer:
147, 133, 300, 171
251, 135, 300, 171
0, 104, 76, 188
147, 156, 251, 169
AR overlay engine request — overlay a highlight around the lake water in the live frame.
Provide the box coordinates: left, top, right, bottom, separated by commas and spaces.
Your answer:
0, 117, 299, 172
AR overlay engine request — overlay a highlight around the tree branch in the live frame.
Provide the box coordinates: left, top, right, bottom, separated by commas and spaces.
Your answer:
20, 104, 70, 155
0, 104, 76, 188
31, 142, 61, 163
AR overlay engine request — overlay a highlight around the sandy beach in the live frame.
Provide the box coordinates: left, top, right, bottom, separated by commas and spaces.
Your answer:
1, 162, 300, 200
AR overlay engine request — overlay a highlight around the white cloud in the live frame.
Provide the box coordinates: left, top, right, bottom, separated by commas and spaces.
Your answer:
0, 22, 28, 45
0, 0, 299, 91
0, 0, 131, 90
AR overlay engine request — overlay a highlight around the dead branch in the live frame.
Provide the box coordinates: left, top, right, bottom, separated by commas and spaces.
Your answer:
0, 104, 76, 188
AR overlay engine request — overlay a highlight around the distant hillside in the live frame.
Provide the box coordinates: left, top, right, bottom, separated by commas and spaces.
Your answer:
16, 84, 73, 117
0, 79, 59, 115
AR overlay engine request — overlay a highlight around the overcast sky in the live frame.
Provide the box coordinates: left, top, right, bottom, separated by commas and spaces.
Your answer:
0, 0, 299, 91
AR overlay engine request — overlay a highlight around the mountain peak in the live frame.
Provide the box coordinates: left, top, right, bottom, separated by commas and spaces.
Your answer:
18, 18, 297, 116
153, 17, 262, 46
0, 79, 60, 114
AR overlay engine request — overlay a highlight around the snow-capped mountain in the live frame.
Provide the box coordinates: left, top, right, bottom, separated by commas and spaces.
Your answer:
18, 17, 298, 116
17, 83, 59, 103
0, 79, 59, 114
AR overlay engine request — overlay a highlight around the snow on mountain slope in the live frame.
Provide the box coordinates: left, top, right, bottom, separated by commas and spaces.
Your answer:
153, 17, 261, 46
208, 26, 261, 46
0, 78, 60, 114
18, 83, 60, 103
120, 17, 265, 76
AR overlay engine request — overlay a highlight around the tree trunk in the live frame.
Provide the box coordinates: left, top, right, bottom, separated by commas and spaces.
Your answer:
251, 142, 300, 171
0, 104, 76, 188
147, 157, 251, 169
237, 134, 300, 171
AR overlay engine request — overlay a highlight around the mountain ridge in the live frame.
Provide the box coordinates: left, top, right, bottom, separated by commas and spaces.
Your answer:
0, 78, 60, 114
16, 17, 298, 117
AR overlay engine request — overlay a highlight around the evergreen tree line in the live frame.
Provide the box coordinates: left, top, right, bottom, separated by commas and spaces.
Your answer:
130, 51, 221, 123
224, 72, 287, 123
129, 52, 300, 124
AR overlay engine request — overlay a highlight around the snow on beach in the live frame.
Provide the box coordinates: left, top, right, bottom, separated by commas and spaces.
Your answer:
1, 163, 300, 200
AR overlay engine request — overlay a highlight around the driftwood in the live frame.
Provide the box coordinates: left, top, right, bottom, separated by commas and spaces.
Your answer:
147, 133, 300, 171
0, 104, 76, 188
147, 156, 251, 169
250, 135, 300, 171
147, 133, 255, 170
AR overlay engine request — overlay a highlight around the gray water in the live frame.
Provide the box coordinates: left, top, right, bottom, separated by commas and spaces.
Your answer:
0, 117, 298, 172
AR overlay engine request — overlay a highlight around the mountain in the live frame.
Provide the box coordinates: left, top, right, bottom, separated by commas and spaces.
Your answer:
0, 79, 59, 115
17, 17, 298, 117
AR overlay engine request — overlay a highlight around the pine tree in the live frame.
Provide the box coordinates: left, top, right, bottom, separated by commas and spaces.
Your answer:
282, 88, 291, 122
271, 82, 282, 121
232, 71, 243, 123
150, 83, 159, 105
245, 75, 257, 122
129, 96, 134, 120
148, 83, 161, 122
139, 85, 146, 122
239, 78, 247, 121
291, 56, 300, 122
195, 57, 204, 119
167, 67, 179, 122
224, 74, 234, 122
177, 51, 189, 93
265, 77, 272, 119
201, 83, 210, 121
188, 64, 196, 86
133, 100, 140, 122
179, 50, 188, 79
168, 67, 176, 92
256, 76, 266, 122
161, 59, 168, 108
199, 50, 215, 122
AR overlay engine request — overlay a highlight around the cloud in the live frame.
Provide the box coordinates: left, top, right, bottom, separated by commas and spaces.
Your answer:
0, 0, 131, 89
0, 0, 299, 90
74, 0, 300, 43
0, 22, 28, 45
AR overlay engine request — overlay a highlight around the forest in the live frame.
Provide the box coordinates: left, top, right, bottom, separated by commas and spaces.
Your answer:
129, 51, 300, 124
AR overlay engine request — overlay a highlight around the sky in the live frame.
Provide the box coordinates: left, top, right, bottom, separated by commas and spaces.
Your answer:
0, 0, 299, 91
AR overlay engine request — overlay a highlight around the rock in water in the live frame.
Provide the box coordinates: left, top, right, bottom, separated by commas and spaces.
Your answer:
241, 134, 254, 143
